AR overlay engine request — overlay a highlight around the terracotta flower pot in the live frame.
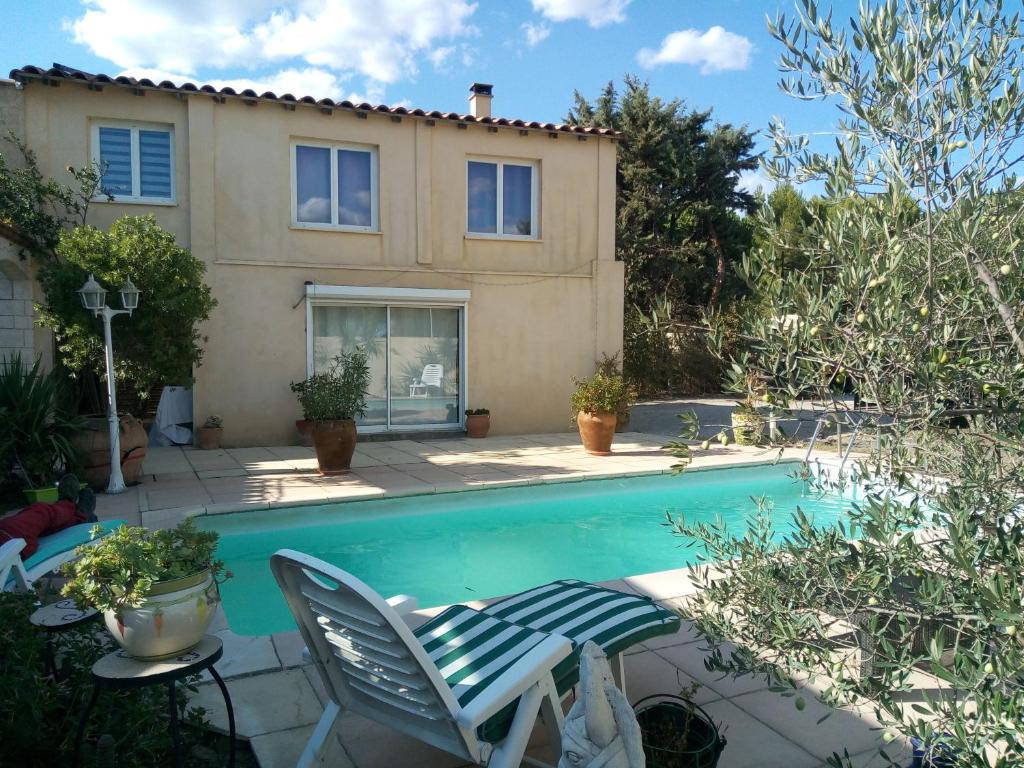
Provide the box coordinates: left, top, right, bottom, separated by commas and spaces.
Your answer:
195, 426, 223, 450
311, 419, 358, 475
295, 419, 314, 447
466, 414, 490, 438
577, 411, 617, 456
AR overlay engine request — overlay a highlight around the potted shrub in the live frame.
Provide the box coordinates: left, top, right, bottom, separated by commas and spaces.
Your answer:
465, 408, 490, 438
730, 397, 765, 446
290, 349, 370, 475
570, 372, 636, 456
195, 415, 224, 450
634, 693, 727, 768
62, 520, 230, 660
0, 354, 82, 502
595, 353, 632, 432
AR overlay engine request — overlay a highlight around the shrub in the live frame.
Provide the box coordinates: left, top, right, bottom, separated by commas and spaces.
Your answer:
0, 353, 82, 489
0, 591, 209, 766
570, 372, 636, 416
36, 216, 217, 401
290, 349, 370, 422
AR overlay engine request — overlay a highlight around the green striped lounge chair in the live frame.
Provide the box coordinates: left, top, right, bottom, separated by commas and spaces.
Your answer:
479, 578, 681, 697
272, 550, 573, 768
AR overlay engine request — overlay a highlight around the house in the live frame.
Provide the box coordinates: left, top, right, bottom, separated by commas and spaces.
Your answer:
1, 66, 623, 446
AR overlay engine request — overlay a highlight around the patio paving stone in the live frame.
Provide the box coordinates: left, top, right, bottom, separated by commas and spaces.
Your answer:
727, 687, 889, 762
195, 467, 250, 479
271, 631, 307, 668
624, 567, 699, 601
250, 724, 356, 768
699, 698, 820, 768
200, 629, 279, 681
623, 648, 717, 705
652, 640, 771, 701
142, 446, 194, 474
190, 667, 321, 739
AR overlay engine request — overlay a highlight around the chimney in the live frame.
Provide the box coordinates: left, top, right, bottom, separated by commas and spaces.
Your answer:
469, 83, 493, 119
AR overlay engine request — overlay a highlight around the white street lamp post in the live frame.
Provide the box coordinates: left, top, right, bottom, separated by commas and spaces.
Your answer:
78, 274, 141, 494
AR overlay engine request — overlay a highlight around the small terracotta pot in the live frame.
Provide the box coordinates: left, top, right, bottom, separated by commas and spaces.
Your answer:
577, 411, 617, 455
195, 426, 223, 450
466, 414, 490, 438
295, 419, 314, 447
311, 419, 358, 475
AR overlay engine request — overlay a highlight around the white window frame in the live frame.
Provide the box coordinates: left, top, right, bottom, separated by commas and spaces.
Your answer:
90, 121, 176, 204
291, 141, 380, 232
466, 157, 540, 240
304, 285, 469, 433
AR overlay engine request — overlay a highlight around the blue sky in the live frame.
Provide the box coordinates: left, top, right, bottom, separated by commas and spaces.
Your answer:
1, 0, 854, 192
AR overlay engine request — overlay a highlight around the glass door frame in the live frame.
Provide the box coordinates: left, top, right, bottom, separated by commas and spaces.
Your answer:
304, 284, 470, 434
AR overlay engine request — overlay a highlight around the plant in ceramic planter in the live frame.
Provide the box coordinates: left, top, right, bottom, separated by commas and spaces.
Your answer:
570, 372, 636, 456
0, 353, 83, 501
195, 415, 223, 450
290, 349, 370, 474
62, 519, 230, 660
729, 397, 765, 446
465, 408, 490, 438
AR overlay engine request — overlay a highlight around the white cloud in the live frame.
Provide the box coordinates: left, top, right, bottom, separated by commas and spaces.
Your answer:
637, 26, 753, 74
738, 169, 777, 195
522, 22, 551, 47
531, 0, 629, 28
428, 46, 456, 70
115, 66, 362, 101
70, 0, 478, 85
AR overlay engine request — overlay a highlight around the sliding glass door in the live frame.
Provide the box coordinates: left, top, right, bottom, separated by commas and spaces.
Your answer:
310, 303, 462, 430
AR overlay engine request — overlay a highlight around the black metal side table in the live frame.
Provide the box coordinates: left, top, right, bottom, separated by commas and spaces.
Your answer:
30, 598, 99, 678
73, 635, 235, 768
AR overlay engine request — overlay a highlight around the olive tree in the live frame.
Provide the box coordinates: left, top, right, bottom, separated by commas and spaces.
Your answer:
673, 2, 1024, 765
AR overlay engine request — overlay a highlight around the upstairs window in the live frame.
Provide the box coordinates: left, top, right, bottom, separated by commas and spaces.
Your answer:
292, 142, 378, 231
467, 159, 538, 238
92, 123, 174, 202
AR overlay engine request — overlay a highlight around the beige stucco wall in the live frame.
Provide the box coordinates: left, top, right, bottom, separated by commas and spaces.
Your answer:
11, 77, 623, 445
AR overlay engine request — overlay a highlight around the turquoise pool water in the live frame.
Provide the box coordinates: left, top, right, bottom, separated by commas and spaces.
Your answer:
199, 462, 854, 636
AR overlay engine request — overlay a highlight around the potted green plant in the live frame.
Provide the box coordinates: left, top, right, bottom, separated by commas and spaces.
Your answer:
595, 353, 632, 432
634, 691, 727, 768
465, 408, 490, 438
290, 349, 370, 474
730, 397, 765, 446
195, 415, 224, 450
570, 372, 636, 455
0, 354, 82, 502
62, 519, 230, 660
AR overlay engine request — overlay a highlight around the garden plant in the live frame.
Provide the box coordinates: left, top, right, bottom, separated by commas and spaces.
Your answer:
668, 1, 1024, 766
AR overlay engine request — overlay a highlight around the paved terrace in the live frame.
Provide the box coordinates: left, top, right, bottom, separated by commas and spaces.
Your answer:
90, 433, 925, 768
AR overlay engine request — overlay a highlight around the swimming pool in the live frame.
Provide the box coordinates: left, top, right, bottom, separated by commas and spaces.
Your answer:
199, 462, 854, 636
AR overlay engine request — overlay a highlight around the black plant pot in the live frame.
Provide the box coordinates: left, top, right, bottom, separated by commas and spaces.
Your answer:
634, 694, 726, 768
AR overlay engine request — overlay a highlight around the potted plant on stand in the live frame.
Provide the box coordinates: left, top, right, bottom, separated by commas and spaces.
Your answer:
290, 349, 370, 475
465, 408, 490, 438
62, 519, 230, 660
570, 372, 636, 456
195, 415, 223, 450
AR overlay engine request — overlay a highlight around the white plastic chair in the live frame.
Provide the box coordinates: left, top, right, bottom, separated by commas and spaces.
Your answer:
271, 550, 572, 768
410, 364, 444, 397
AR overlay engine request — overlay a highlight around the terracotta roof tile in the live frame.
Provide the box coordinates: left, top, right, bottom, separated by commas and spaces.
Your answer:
10, 65, 621, 138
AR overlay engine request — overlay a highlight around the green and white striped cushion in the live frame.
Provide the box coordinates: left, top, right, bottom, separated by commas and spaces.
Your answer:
481, 579, 681, 692
414, 604, 575, 743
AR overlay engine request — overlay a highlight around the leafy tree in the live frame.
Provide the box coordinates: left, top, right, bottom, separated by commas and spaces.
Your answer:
568, 76, 759, 313
0, 132, 104, 260
673, 1, 1024, 765
37, 216, 217, 400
